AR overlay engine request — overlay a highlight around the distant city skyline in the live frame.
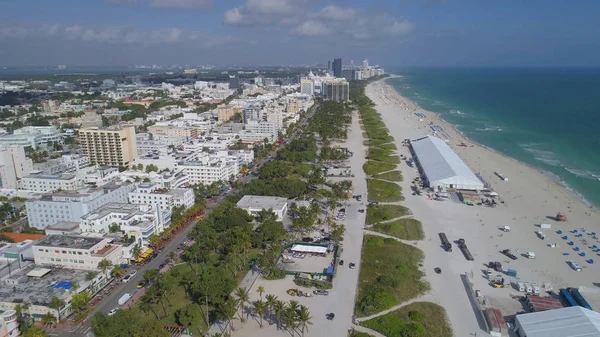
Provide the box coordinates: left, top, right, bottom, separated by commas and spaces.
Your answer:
1, 0, 599, 67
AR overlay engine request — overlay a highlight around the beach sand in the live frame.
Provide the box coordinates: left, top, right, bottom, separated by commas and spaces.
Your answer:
366, 76, 600, 336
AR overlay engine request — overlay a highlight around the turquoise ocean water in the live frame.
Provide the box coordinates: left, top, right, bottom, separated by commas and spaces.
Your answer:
386, 68, 600, 208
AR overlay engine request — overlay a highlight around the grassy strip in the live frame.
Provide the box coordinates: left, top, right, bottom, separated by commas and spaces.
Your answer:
362, 302, 453, 337
363, 161, 397, 175
377, 143, 397, 150
350, 332, 376, 337
371, 219, 424, 241
372, 155, 400, 164
366, 204, 411, 224
367, 179, 404, 202
373, 171, 403, 182
355, 235, 429, 317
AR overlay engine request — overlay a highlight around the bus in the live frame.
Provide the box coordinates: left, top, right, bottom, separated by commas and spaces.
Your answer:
560, 288, 578, 307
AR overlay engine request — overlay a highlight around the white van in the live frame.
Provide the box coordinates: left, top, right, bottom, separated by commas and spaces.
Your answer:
540, 223, 552, 229
525, 252, 536, 259
516, 281, 525, 292
525, 283, 533, 294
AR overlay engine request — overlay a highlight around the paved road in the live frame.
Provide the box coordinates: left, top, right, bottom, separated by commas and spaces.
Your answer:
58, 103, 319, 337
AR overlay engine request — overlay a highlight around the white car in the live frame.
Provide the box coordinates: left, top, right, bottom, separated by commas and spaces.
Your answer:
108, 308, 118, 316
122, 275, 132, 283
129, 270, 137, 277
568, 261, 582, 272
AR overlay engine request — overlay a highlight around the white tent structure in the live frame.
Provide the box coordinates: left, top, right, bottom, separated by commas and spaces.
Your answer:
410, 135, 484, 191
514, 306, 600, 337
291, 244, 327, 254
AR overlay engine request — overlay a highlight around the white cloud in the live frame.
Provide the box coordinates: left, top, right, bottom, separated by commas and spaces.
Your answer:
150, 0, 212, 9
0, 23, 227, 47
292, 21, 329, 37
383, 18, 415, 36
223, 0, 309, 26
318, 5, 356, 21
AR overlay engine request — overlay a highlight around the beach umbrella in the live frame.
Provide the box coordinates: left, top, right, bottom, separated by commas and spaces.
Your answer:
562, 236, 568, 240
563, 252, 570, 256
568, 241, 574, 245
580, 252, 586, 257
592, 232, 597, 235
556, 230, 563, 234
573, 230, 578, 233
574, 247, 580, 251
588, 259, 594, 264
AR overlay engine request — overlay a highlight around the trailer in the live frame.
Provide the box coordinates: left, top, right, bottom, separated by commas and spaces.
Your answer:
457, 238, 474, 261
560, 288, 578, 307
438, 232, 452, 252
568, 288, 593, 310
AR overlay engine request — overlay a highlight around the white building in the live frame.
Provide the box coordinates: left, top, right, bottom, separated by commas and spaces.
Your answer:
178, 157, 238, 186
80, 203, 170, 244
514, 306, 600, 337
236, 195, 288, 221
410, 135, 484, 191
0, 146, 33, 189
128, 182, 195, 211
300, 78, 315, 96
25, 182, 134, 229
0, 126, 63, 149
32, 235, 123, 270
22, 172, 79, 193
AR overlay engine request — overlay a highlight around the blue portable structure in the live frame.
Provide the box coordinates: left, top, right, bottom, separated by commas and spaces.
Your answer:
568, 288, 593, 310
560, 288, 578, 307
506, 269, 517, 277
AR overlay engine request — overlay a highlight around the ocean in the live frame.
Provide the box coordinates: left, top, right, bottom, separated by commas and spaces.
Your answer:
386, 68, 600, 208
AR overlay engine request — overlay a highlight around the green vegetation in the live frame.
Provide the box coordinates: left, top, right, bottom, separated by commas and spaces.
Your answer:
371, 219, 424, 241
309, 100, 352, 140
350, 332, 377, 337
356, 235, 429, 317
362, 302, 453, 337
373, 170, 404, 182
366, 203, 410, 225
367, 179, 404, 202
363, 161, 396, 175
378, 143, 398, 150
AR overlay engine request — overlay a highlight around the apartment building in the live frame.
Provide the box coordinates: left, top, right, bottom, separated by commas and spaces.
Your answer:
217, 105, 239, 122
178, 157, 239, 185
0, 146, 33, 189
243, 120, 279, 142
22, 172, 79, 193
148, 125, 198, 145
25, 182, 134, 229
128, 183, 195, 211
0, 310, 19, 337
32, 235, 122, 270
80, 203, 169, 243
322, 79, 350, 102
79, 126, 138, 167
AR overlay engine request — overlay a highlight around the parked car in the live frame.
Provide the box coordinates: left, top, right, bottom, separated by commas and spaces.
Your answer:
434, 267, 442, 274
568, 260, 583, 271
349, 262, 356, 269
108, 308, 118, 316
358, 209, 365, 213
314, 290, 329, 296
129, 270, 137, 277
137, 280, 147, 289
122, 275, 132, 283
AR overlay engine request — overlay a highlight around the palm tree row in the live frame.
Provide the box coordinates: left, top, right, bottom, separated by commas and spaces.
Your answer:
138, 270, 175, 319
222, 289, 312, 337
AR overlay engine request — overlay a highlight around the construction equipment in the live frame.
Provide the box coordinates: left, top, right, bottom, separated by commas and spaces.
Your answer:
501, 249, 518, 260
491, 276, 505, 288
287, 288, 299, 296
458, 238, 474, 261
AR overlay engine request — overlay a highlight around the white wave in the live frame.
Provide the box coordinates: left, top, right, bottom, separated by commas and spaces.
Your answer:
534, 156, 561, 166
564, 167, 599, 180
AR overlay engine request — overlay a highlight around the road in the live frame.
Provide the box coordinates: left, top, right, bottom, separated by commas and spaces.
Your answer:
58, 102, 319, 337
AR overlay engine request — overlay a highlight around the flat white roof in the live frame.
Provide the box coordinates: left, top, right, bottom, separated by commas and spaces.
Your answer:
516, 306, 600, 337
411, 135, 483, 189
291, 244, 327, 254
236, 195, 288, 211
26, 268, 52, 278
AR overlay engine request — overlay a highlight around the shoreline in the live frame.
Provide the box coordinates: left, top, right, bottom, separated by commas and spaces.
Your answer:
383, 74, 596, 212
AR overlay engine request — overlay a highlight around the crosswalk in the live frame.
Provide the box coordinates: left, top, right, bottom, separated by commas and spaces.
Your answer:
68, 325, 93, 336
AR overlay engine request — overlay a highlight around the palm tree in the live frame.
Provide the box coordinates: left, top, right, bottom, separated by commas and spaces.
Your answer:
256, 285, 265, 300
143, 269, 160, 285
234, 287, 250, 322
273, 300, 286, 330
132, 244, 142, 260
71, 282, 80, 293
97, 258, 112, 280
265, 294, 277, 323
41, 312, 56, 326
48, 296, 64, 312
149, 233, 161, 249
251, 300, 267, 328
168, 250, 176, 263
22, 302, 31, 317
139, 297, 159, 319
297, 305, 313, 336
284, 307, 298, 335
218, 298, 238, 336
111, 265, 124, 280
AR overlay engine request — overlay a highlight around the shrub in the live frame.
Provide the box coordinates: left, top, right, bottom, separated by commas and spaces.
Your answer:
293, 278, 333, 289
409, 311, 425, 322
358, 292, 399, 316
376, 275, 399, 287
264, 268, 286, 280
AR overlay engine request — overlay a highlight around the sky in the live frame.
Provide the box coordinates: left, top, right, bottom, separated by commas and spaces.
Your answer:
0, 0, 599, 67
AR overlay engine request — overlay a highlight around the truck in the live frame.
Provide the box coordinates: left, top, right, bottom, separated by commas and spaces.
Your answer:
118, 293, 132, 306
501, 249, 518, 260
535, 231, 547, 240
457, 238, 474, 261
438, 232, 452, 252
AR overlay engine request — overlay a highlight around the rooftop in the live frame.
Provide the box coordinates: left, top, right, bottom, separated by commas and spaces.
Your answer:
0, 233, 46, 243
0, 265, 93, 306
236, 195, 288, 211
81, 203, 145, 221
34, 235, 104, 250
24, 172, 76, 181
516, 306, 600, 337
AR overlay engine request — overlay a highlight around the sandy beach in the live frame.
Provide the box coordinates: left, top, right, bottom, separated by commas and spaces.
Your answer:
366, 76, 600, 335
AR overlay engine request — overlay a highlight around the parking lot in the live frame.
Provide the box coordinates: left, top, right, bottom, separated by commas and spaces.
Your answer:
279, 254, 335, 274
